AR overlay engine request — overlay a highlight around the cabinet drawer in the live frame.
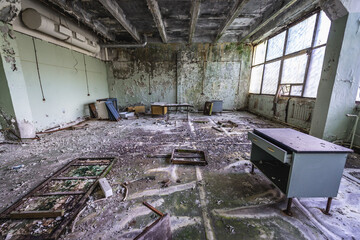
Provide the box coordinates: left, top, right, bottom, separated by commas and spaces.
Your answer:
248, 132, 292, 164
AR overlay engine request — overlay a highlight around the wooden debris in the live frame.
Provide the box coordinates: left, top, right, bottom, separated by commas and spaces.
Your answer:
10, 210, 64, 219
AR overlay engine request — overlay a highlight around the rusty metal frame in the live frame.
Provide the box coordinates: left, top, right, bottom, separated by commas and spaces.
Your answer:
250, 10, 326, 98
134, 202, 170, 240
171, 149, 208, 166
0, 157, 115, 239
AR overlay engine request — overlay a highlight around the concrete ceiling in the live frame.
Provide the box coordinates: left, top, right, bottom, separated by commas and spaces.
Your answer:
39, 0, 321, 44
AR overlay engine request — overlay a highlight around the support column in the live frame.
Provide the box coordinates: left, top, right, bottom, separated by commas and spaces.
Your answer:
0, 22, 35, 139
310, 1, 360, 141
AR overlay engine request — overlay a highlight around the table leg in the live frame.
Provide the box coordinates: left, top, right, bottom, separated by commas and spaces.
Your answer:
250, 164, 255, 174
283, 198, 293, 216
322, 197, 332, 215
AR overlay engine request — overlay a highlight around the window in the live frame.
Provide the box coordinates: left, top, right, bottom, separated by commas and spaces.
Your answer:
249, 11, 331, 98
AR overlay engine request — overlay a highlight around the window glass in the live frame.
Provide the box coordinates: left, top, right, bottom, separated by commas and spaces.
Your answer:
266, 31, 286, 61
252, 41, 267, 65
286, 14, 317, 54
356, 87, 360, 101
314, 11, 331, 47
262, 61, 281, 94
291, 85, 303, 96
303, 47, 326, 98
281, 54, 308, 84
249, 65, 264, 94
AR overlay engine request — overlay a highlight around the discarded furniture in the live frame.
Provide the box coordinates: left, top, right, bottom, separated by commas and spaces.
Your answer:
203, 101, 213, 116
119, 112, 135, 119
171, 149, 208, 166
151, 102, 193, 120
165, 103, 193, 120
96, 98, 119, 121
127, 105, 146, 113
88, 103, 98, 118
134, 202, 171, 240
105, 100, 120, 121
211, 100, 223, 113
0, 157, 115, 239
95, 101, 109, 119
151, 102, 168, 115
248, 128, 352, 216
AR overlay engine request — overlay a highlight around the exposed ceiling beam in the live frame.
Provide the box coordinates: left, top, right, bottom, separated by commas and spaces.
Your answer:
240, 0, 301, 43
45, 0, 116, 41
188, 0, 201, 43
214, 0, 251, 42
146, 0, 168, 43
98, 0, 142, 43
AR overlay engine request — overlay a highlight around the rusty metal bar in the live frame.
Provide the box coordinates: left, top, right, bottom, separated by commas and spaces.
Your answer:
143, 202, 164, 217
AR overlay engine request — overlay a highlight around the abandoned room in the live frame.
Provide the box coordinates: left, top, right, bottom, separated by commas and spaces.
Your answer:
0, 0, 360, 239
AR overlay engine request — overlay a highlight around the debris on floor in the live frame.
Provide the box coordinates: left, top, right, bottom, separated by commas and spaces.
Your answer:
134, 202, 171, 240
0, 157, 114, 239
171, 149, 208, 166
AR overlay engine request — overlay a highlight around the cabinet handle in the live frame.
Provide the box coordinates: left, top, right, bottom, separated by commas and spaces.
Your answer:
267, 147, 275, 152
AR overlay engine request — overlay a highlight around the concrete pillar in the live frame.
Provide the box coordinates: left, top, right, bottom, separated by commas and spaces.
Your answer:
0, 22, 35, 139
310, 0, 360, 141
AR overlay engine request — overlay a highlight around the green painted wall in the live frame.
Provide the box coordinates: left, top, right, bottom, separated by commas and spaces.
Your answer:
107, 43, 251, 110
15, 32, 109, 131
0, 56, 16, 135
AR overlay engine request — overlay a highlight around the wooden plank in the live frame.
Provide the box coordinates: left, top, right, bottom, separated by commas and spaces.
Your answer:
146, 0, 167, 43
52, 176, 98, 180
10, 210, 64, 219
98, 0, 142, 43
89, 103, 98, 118
34, 191, 85, 197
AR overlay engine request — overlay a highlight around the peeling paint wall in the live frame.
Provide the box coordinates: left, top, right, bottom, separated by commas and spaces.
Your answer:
0, 55, 18, 139
248, 94, 315, 131
107, 43, 251, 110
15, 32, 109, 132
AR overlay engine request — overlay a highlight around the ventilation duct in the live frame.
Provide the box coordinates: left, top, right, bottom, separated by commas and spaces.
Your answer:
21, 8, 100, 53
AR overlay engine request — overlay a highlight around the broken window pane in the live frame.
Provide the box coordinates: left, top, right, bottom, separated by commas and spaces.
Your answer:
266, 31, 286, 61
303, 46, 326, 98
314, 11, 331, 47
253, 41, 267, 65
280, 85, 291, 96
281, 54, 308, 84
286, 14, 317, 54
290, 85, 303, 96
262, 61, 281, 94
249, 65, 264, 94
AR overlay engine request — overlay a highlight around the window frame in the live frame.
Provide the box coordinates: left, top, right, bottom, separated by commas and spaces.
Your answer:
249, 10, 328, 98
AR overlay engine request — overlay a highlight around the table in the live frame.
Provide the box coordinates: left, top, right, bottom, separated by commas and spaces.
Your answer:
151, 103, 193, 120
248, 128, 353, 215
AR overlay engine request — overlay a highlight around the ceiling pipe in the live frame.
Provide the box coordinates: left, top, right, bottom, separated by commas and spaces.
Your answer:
100, 35, 147, 48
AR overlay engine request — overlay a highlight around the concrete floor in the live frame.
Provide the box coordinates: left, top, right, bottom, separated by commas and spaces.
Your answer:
0, 111, 359, 239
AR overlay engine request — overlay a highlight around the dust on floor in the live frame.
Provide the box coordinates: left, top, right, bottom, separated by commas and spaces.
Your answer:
0, 111, 359, 239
